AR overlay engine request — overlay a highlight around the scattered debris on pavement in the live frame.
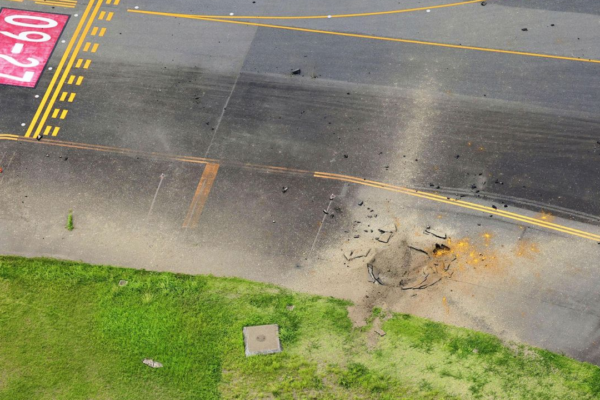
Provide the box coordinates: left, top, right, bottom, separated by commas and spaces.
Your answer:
377, 231, 393, 243
344, 248, 371, 261
367, 263, 383, 285
424, 226, 447, 239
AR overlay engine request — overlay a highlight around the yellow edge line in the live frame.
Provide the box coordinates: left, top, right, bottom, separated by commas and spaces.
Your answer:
314, 172, 600, 241
3, 135, 599, 242
35, 2, 76, 8
33, 0, 103, 138
160, 0, 480, 20
128, 10, 600, 65
0, 134, 19, 141
26, 0, 97, 138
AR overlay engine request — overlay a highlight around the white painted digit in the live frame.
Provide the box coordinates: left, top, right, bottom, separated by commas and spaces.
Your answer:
0, 31, 51, 42
0, 70, 34, 82
4, 15, 58, 28
0, 55, 40, 68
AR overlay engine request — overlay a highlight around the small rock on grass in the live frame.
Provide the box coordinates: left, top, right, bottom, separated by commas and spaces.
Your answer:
143, 359, 163, 368
374, 329, 386, 337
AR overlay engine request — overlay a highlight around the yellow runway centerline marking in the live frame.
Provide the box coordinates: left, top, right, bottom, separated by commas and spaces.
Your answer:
128, 10, 600, 65
176, 0, 480, 20
25, 0, 99, 138
182, 163, 220, 228
3, 136, 600, 242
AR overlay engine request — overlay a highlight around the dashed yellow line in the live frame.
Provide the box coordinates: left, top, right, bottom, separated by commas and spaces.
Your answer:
68, 93, 77, 102
32, 0, 102, 138
83, 59, 92, 69
114, 0, 120, 5
99, 11, 106, 20
52, 109, 60, 119
106, 12, 114, 21
52, 127, 61, 137
128, 10, 600, 65
67, 75, 75, 84
59, 92, 68, 102
91, 43, 99, 53
26, 0, 99, 138
83, 42, 91, 52
76, 76, 84, 85
91, 27, 99, 36
43, 126, 52, 136
99, 27, 107, 37
60, 110, 68, 120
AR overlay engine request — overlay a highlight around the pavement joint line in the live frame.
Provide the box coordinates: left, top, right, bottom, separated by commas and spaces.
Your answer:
25, 0, 98, 138
182, 163, 220, 228
128, 10, 600, 65
160, 0, 480, 20
3, 136, 599, 242
32, 0, 104, 138
147, 173, 166, 220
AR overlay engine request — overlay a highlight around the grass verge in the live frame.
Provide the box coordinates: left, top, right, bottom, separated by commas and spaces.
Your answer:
0, 256, 598, 399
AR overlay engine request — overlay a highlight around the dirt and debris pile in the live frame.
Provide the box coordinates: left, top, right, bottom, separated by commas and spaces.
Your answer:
365, 238, 456, 290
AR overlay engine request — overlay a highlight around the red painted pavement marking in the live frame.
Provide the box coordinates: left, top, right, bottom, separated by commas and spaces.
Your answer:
0, 8, 69, 88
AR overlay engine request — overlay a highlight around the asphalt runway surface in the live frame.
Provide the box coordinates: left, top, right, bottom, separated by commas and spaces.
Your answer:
1, 0, 600, 363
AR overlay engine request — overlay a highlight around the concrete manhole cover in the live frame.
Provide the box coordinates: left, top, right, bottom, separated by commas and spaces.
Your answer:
243, 324, 282, 357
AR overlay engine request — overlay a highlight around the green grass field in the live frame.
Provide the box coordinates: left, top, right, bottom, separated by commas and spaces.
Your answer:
0, 256, 599, 399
